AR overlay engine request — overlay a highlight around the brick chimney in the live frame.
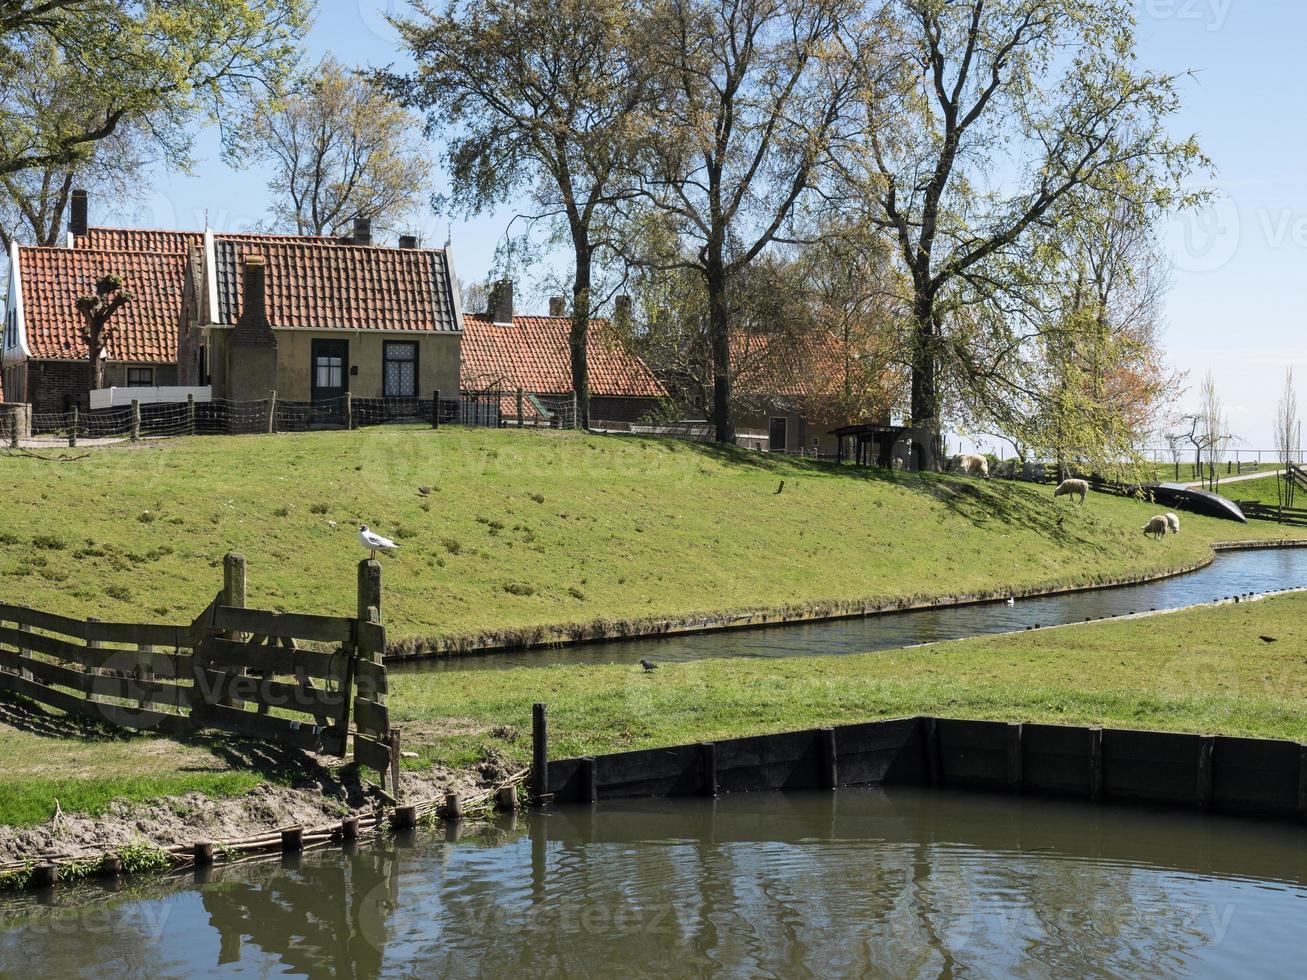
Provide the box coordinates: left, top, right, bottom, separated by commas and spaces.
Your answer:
398, 234, 418, 249
70, 189, 89, 238
353, 217, 372, 246
231, 255, 276, 346
490, 279, 514, 325
549, 296, 566, 317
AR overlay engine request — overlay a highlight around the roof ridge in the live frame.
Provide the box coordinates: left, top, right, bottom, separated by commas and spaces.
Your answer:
20, 244, 186, 259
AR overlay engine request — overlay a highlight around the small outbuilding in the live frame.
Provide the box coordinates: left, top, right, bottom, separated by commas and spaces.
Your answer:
831, 423, 942, 472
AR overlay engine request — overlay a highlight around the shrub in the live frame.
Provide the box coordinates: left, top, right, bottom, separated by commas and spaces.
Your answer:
441, 538, 462, 554
503, 582, 535, 597
31, 534, 66, 550
105, 585, 132, 602
529, 492, 545, 504
309, 502, 330, 515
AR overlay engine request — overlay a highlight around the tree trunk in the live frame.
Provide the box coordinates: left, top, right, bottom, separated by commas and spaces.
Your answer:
705, 253, 733, 444
570, 244, 591, 430
910, 291, 939, 461
87, 324, 104, 392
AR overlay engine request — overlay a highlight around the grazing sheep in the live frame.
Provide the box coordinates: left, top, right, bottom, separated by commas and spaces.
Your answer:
1053, 478, 1090, 504
949, 453, 990, 478
1165, 512, 1180, 535
1142, 515, 1169, 540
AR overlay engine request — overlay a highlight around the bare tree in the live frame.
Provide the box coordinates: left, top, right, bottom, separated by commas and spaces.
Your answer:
76, 275, 132, 392
1274, 368, 1298, 509
388, 0, 652, 429
239, 55, 432, 238
631, 0, 868, 442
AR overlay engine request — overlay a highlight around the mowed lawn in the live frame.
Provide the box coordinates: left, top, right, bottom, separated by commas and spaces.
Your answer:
390, 590, 1307, 771
0, 426, 1300, 651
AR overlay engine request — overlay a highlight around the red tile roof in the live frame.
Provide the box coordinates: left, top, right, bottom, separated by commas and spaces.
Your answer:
461, 314, 667, 398
75, 227, 345, 253
17, 247, 184, 363
213, 238, 461, 332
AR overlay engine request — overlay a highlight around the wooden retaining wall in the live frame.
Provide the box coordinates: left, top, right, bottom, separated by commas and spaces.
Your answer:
541, 715, 1307, 822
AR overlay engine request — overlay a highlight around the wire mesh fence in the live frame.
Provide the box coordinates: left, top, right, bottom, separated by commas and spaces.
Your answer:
17, 392, 503, 446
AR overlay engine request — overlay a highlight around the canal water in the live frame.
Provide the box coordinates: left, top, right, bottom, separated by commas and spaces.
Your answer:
3, 787, 1305, 977
407, 545, 1307, 671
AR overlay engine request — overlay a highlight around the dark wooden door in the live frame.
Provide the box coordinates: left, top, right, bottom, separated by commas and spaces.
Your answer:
311, 339, 348, 424
769, 417, 788, 453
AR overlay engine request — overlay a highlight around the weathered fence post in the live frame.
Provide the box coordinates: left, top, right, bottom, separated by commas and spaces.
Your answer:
136, 643, 156, 709
187, 393, 196, 436
357, 559, 382, 629
220, 553, 247, 707
431, 389, 440, 430
389, 727, 403, 801
266, 390, 277, 434
130, 400, 141, 442
15, 605, 32, 683
69, 404, 78, 448
86, 616, 104, 706
516, 388, 524, 428
344, 391, 353, 430
532, 702, 549, 802
7, 414, 17, 449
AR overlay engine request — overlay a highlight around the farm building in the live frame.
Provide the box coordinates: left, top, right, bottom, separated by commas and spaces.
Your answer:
2, 190, 464, 417
460, 281, 667, 427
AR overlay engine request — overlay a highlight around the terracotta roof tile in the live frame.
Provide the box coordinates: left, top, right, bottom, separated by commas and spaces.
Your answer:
17, 247, 184, 363
213, 238, 460, 332
461, 314, 666, 398
75, 227, 346, 254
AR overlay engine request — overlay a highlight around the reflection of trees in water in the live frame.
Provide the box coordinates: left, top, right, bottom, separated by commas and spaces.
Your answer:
201, 841, 399, 979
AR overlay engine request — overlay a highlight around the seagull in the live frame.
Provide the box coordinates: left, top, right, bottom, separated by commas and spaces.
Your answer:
639, 659, 658, 672
359, 525, 398, 559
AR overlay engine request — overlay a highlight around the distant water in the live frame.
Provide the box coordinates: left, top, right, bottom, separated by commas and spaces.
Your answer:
400, 546, 1307, 671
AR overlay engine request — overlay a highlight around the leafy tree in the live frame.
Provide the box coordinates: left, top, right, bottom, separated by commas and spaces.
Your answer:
387, 0, 653, 429
0, 0, 309, 180
843, 0, 1207, 458
77, 275, 133, 391
234, 54, 432, 238
631, 0, 867, 443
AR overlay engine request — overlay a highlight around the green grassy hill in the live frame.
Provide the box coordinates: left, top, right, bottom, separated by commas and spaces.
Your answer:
0, 426, 1299, 651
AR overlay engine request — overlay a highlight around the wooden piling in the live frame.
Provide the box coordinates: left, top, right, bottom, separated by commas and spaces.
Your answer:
281, 826, 304, 852
495, 785, 517, 811
340, 816, 360, 840
1006, 722, 1024, 793
580, 757, 598, 803
357, 558, 382, 628
99, 855, 124, 877
31, 863, 57, 888
1088, 727, 1104, 802
818, 728, 838, 789
392, 805, 418, 829
1196, 735, 1215, 809
194, 841, 214, 866
699, 742, 718, 797
532, 702, 549, 801
389, 727, 403, 802
444, 793, 464, 820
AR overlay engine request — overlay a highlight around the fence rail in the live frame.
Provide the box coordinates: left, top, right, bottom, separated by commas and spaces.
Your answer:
1236, 501, 1307, 527
0, 555, 401, 795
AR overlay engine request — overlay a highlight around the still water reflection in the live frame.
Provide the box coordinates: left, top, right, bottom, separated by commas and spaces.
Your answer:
3, 787, 1305, 977
405, 545, 1307, 671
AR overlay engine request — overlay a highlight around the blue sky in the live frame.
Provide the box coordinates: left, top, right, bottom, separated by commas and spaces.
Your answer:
105, 1, 1303, 449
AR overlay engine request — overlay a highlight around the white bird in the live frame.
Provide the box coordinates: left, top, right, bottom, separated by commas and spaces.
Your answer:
359, 525, 398, 559
1006, 597, 1015, 606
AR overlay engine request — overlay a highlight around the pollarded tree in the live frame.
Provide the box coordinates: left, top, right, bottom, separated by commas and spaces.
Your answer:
842, 0, 1207, 457
386, 0, 654, 429
77, 275, 133, 392
632, 0, 870, 443
236, 55, 432, 238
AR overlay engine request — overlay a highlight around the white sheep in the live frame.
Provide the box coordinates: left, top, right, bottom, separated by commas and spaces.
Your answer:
1142, 515, 1169, 540
950, 453, 990, 478
1165, 512, 1180, 535
1053, 478, 1089, 504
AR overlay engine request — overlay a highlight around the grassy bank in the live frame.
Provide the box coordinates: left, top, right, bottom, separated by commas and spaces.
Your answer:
390, 590, 1307, 770
1, 426, 1300, 652
2, 590, 1304, 827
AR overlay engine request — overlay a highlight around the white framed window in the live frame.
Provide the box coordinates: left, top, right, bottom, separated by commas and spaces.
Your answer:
383, 341, 418, 398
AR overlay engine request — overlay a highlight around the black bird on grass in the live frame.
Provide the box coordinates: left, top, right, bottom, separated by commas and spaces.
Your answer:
1259, 635, 1278, 644
640, 659, 658, 672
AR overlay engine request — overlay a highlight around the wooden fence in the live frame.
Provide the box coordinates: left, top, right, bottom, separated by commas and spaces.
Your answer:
0, 554, 399, 794
1236, 501, 1307, 527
